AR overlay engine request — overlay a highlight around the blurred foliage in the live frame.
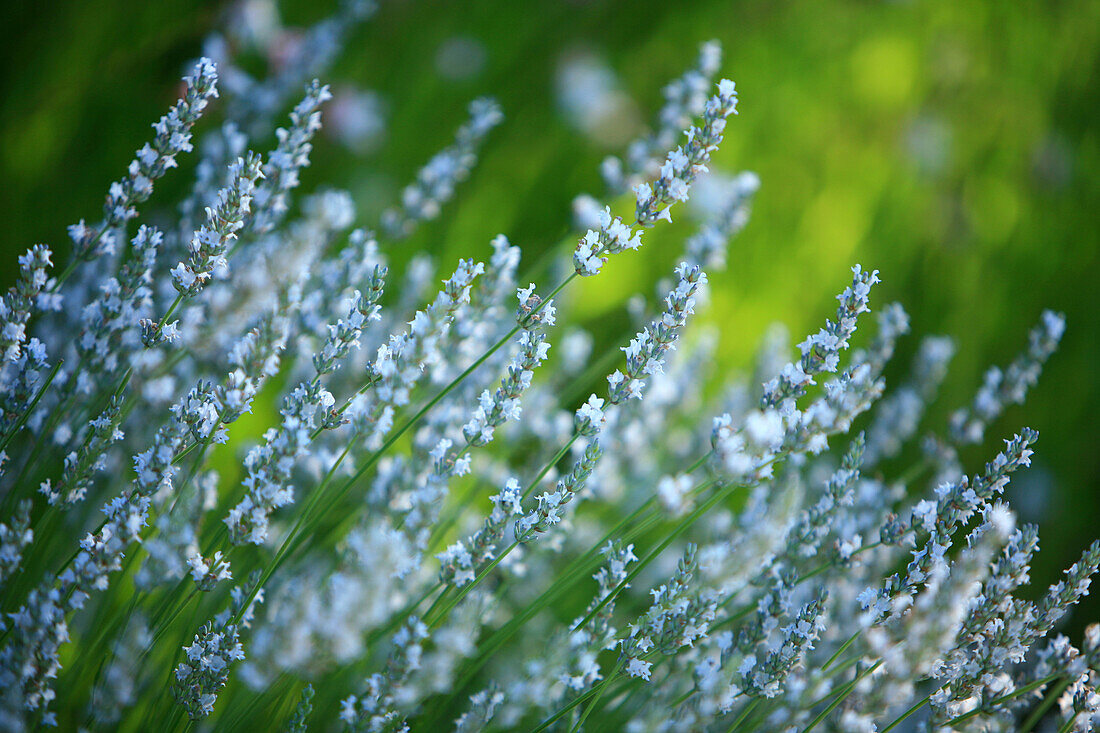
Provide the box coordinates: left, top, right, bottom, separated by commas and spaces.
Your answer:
2, 0, 1098, 624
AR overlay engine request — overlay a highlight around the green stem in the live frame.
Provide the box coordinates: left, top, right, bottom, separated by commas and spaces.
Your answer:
880, 691, 930, 732
802, 660, 882, 732
0, 359, 62, 457
569, 658, 625, 732
727, 697, 761, 732
522, 433, 579, 500
821, 630, 860, 672
1021, 677, 1071, 731
531, 672, 619, 733
427, 540, 519, 629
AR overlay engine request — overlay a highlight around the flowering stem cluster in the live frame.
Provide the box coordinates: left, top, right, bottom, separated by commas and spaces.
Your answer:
0, 24, 1095, 733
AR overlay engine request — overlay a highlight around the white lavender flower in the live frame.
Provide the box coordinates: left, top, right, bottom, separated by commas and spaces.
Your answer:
622, 545, 716, 681
453, 684, 505, 732
249, 80, 334, 235
0, 500, 32, 590
340, 617, 428, 732
683, 170, 760, 269
867, 430, 1040, 621
76, 226, 160, 383
0, 336, 50, 446
350, 258, 483, 449
172, 621, 245, 719
710, 266, 881, 485
0, 245, 52, 364
607, 263, 706, 404
740, 586, 827, 700
561, 542, 638, 691
763, 265, 880, 408
515, 441, 602, 543
167, 152, 264, 302
69, 58, 219, 261
382, 98, 504, 239
461, 291, 554, 447
633, 78, 739, 227
950, 310, 1065, 445
38, 395, 124, 507
187, 550, 233, 591
572, 79, 738, 278
439, 478, 524, 587
602, 40, 725, 194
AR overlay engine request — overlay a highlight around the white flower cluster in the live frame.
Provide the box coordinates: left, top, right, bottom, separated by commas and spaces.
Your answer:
351, 259, 484, 448
950, 309, 1066, 445
172, 622, 245, 720
250, 80, 334, 235
438, 478, 524, 587
461, 287, 554, 447
774, 435, 864, 565
572, 75, 738, 278
514, 441, 602, 543
861, 431, 1039, 624
608, 262, 707, 404
168, 153, 265, 300
453, 683, 505, 733
187, 550, 232, 591
1, 16, 1098, 733
0, 491, 152, 718
572, 206, 643, 276
312, 272, 386, 376
0, 245, 52, 364
226, 285, 384, 545
622, 544, 716, 681
633, 78, 739, 227
0, 499, 32, 589
561, 542, 638, 690
69, 58, 220, 261
738, 584, 828, 700
0, 334, 50, 445
39, 395, 124, 507
340, 617, 428, 732
711, 267, 883, 485
381, 98, 504, 238
764, 265, 881, 408
76, 226, 160, 384
609, 40, 724, 193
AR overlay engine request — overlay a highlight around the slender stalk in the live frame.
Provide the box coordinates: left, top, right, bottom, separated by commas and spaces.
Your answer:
1057, 712, 1080, 733
0, 358, 62, 456
1021, 677, 1071, 731
821, 630, 861, 672
531, 670, 621, 733
727, 697, 761, 732
879, 691, 931, 732
801, 660, 882, 732
569, 658, 625, 732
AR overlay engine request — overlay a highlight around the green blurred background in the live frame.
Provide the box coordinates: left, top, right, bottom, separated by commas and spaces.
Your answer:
2, 0, 1098, 623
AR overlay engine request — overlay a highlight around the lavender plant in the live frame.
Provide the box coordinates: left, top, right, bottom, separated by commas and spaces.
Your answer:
0, 7, 1096, 732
